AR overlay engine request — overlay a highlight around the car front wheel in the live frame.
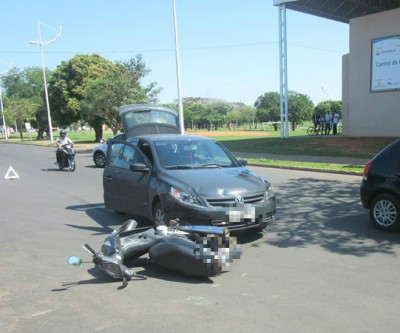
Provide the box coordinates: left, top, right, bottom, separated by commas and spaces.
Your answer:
153, 202, 166, 228
370, 193, 400, 231
94, 151, 106, 168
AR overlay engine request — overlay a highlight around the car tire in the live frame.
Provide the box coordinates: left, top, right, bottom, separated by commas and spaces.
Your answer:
153, 202, 166, 227
94, 151, 106, 168
370, 193, 400, 231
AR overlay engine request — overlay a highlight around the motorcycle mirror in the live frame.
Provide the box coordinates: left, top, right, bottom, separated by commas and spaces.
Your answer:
68, 256, 83, 266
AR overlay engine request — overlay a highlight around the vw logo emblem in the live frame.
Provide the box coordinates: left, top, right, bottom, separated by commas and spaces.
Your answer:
234, 196, 244, 204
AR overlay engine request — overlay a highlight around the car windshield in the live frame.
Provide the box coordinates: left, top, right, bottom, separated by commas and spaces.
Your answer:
154, 140, 238, 169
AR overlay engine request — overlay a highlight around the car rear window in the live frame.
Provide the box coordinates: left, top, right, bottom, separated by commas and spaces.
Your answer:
124, 109, 179, 128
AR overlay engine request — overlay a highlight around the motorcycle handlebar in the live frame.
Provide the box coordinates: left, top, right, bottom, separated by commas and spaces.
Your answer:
83, 243, 97, 256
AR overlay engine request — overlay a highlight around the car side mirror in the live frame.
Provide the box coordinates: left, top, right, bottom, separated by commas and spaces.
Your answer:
238, 159, 248, 166
130, 163, 150, 172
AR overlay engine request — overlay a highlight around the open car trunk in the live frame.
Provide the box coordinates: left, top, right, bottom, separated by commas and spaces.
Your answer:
119, 104, 181, 138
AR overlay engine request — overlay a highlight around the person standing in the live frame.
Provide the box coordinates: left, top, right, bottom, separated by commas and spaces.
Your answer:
325, 112, 333, 135
319, 115, 326, 134
333, 110, 341, 135
312, 112, 319, 130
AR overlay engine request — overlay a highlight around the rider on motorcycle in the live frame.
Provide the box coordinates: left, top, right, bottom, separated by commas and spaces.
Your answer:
56, 129, 74, 165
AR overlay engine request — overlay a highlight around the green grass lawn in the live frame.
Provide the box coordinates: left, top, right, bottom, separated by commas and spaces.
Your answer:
217, 136, 396, 159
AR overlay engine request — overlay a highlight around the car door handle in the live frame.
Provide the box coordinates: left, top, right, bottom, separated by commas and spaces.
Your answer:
105, 176, 113, 182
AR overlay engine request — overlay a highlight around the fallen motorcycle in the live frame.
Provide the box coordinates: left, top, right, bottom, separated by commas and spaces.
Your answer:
68, 219, 242, 287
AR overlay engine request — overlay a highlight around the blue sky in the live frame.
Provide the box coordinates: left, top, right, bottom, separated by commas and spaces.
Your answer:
0, 0, 349, 106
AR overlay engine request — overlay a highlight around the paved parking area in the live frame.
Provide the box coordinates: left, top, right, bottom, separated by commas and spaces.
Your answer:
1, 143, 399, 333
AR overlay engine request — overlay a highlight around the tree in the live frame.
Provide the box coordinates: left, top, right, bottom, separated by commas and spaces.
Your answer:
233, 103, 256, 130
255, 91, 314, 131
287, 91, 314, 131
48, 54, 114, 129
314, 100, 342, 117
314, 100, 331, 116
209, 102, 232, 130
5, 97, 38, 141
254, 91, 280, 130
184, 103, 209, 130
1, 67, 49, 139
81, 55, 161, 141
116, 55, 161, 104
226, 109, 241, 129
182, 107, 196, 130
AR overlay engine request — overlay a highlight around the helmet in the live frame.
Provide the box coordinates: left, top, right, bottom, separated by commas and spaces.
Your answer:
60, 129, 66, 136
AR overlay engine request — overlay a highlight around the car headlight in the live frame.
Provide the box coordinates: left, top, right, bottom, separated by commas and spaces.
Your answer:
264, 182, 274, 201
170, 186, 205, 207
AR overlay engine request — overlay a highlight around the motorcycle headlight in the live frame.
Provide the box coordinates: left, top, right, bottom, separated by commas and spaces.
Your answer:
170, 186, 205, 207
100, 262, 123, 278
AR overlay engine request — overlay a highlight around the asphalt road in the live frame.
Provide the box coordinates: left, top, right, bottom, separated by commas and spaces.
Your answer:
1, 142, 400, 333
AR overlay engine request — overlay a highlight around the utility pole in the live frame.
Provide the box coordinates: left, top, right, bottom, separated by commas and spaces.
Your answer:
173, 0, 185, 134
29, 21, 62, 144
274, 0, 297, 138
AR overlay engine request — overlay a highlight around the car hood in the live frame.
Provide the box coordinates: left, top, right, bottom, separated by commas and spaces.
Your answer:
119, 104, 181, 138
160, 167, 268, 197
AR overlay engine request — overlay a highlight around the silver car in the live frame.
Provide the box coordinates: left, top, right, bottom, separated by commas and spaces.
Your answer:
92, 133, 125, 168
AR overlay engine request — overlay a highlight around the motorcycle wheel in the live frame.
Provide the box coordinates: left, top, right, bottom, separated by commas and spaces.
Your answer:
68, 157, 76, 172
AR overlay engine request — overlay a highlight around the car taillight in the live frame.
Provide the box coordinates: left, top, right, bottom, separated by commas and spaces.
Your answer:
362, 160, 373, 180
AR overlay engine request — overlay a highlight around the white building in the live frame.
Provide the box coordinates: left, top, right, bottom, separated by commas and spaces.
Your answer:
280, 1, 400, 137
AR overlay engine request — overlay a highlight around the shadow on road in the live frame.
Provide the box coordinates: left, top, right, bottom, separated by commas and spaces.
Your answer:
64, 203, 149, 235
53, 257, 215, 292
62, 177, 400, 258
265, 177, 400, 257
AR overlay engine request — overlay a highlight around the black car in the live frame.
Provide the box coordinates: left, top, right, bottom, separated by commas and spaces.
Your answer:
103, 104, 276, 232
360, 138, 400, 231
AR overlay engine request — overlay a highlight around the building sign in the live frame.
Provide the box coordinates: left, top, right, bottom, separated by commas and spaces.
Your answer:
371, 35, 400, 92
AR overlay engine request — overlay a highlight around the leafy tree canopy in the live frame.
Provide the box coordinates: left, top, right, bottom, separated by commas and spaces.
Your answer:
288, 91, 314, 129
315, 100, 342, 116
48, 54, 114, 127
4, 97, 39, 140
81, 55, 161, 139
254, 91, 280, 123
1, 67, 48, 137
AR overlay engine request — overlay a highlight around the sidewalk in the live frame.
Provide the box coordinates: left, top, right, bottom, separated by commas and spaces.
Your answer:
233, 151, 368, 166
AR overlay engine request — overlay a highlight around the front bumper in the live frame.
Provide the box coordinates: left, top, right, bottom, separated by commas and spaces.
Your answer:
162, 195, 276, 231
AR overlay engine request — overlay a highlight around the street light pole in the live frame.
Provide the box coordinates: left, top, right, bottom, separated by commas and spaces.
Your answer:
173, 0, 185, 134
29, 21, 62, 144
